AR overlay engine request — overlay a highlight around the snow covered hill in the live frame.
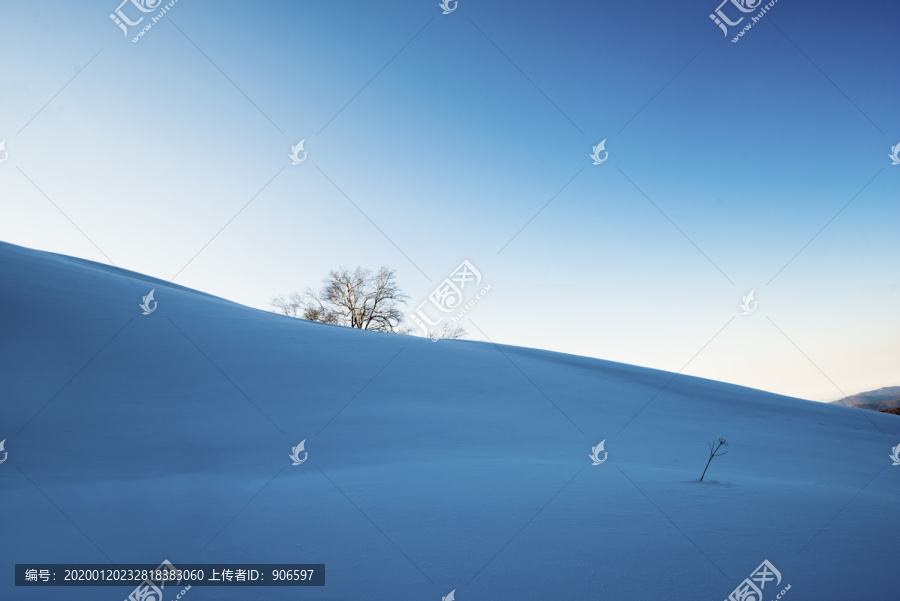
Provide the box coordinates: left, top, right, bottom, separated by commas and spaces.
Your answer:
1, 241, 898, 601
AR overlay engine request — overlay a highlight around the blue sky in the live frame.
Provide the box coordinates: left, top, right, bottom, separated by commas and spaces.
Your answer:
1, 0, 897, 401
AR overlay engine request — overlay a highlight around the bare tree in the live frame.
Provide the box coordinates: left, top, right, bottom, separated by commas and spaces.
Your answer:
700, 437, 729, 482
272, 267, 408, 333
270, 292, 304, 318
428, 324, 468, 341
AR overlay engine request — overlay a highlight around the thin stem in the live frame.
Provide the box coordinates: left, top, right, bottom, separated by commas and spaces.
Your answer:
700, 454, 714, 482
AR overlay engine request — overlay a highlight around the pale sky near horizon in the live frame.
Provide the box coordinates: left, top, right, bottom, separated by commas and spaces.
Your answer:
1, 0, 897, 402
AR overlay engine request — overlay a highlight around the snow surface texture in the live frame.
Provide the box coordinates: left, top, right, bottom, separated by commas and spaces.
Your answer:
1, 240, 898, 601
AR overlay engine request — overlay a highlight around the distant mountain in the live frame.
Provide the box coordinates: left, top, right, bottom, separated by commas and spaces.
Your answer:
856, 398, 900, 412
880, 407, 900, 416
831, 386, 900, 408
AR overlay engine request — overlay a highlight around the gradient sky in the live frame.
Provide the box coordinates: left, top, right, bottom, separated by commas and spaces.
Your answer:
1, 0, 897, 402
